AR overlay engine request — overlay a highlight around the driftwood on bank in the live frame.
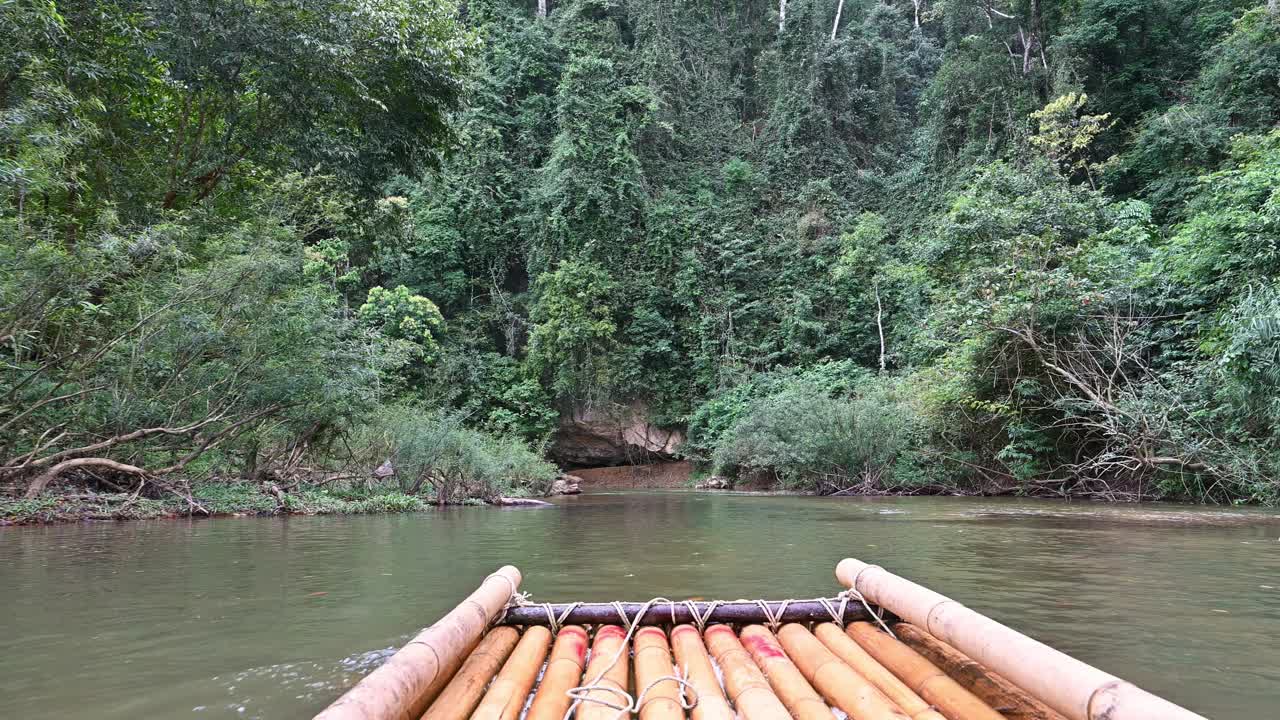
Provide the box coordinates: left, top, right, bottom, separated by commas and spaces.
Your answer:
495, 598, 873, 627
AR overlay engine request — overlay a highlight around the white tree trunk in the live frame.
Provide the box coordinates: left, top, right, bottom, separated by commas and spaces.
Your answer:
831, 0, 845, 41
537, 0, 547, 18
875, 280, 886, 372
778, 0, 786, 33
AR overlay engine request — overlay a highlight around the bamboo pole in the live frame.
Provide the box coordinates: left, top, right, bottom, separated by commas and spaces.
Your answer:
776, 624, 920, 720
811, 623, 943, 720
315, 566, 522, 720
471, 626, 553, 720
634, 628, 684, 720
835, 558, 1207, 720
704, 625, 792, 720
845, 622, 1004, 720
498, 599, 870, 627
669, 625, 735, 720
421, 628, 520, 720
526, 626, 589, 720
578, 626, 631, 720
894, 624, 1068, 720
737, 625, 835, 720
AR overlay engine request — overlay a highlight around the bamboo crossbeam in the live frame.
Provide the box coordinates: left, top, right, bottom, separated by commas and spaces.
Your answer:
836, 558, 1208, 720
315, 566, 522, 720
894, 623, 1068, 720
496, 599, 871, 627
669, 625, 735, 720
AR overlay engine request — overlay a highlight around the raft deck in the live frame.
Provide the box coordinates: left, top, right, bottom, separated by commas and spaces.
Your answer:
314, 560, 1208, 720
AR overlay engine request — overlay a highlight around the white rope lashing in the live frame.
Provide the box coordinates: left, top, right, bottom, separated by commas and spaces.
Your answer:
562, 598, 699, 720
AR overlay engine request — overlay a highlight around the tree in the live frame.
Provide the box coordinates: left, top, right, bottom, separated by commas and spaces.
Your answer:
527, 258, 618, 401
359, 285, 446, 364
1029, 93, 1113, 188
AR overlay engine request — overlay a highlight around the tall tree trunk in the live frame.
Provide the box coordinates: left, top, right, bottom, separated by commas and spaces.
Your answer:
831, 0, 844, 41
875, 280, 887, 372
913, 0, 923, 28
537, 0, 546, 18
778, 0, 786, 33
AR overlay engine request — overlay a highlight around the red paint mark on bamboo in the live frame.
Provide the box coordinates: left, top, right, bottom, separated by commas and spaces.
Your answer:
560, 626, 588, 659
742, 633, 786, 660
671, 625, 697, 637
595, 625, 625, 643
705, 625, 735, 638
636, 627, 667, 640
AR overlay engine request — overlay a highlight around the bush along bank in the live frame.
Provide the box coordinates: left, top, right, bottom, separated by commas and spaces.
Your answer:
1, 407, 560, 525
0, 478, 560, 525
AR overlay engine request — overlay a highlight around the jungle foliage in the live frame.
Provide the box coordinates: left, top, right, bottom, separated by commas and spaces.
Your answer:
0, 0, 551, 508
4, 0, 1280, 507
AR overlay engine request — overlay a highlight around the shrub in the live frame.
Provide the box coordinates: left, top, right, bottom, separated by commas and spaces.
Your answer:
350, 406, 557, 503
702, 370, 934, 493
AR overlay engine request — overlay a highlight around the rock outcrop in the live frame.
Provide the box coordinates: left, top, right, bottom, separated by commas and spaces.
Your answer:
551, 403, 684, 467
550, 475, 582, 495
696, 475, 732, 490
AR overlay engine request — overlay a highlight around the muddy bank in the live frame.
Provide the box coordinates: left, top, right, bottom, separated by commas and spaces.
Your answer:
572, 461, 694, 489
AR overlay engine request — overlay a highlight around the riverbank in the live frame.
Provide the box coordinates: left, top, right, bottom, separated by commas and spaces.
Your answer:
0, 484, 492, 526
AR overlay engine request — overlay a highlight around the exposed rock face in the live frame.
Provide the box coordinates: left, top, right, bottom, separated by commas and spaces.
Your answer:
551, 403, 684, 467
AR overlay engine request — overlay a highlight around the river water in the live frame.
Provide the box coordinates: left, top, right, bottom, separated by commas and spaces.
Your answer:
2, 492, 1279, 719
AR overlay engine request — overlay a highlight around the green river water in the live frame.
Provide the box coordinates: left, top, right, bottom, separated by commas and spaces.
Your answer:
3, 492, 1279, 719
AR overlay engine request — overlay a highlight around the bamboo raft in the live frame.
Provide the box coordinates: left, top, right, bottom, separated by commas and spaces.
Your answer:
314, 559, 1207, 720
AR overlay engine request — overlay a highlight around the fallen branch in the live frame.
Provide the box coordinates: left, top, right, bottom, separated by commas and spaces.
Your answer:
23, 458, 149, 499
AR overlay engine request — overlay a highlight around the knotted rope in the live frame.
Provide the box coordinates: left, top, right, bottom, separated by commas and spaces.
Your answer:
543, 601, 582, 635
681, 599, 721, 632
755, 599, 792, 632
843, 563, 897, 639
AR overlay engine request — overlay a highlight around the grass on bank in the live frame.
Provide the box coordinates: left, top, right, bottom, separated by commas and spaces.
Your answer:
0, 483, 471, 525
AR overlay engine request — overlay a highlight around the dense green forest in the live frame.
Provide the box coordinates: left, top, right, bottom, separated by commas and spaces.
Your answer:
3, 0, 1280, 517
